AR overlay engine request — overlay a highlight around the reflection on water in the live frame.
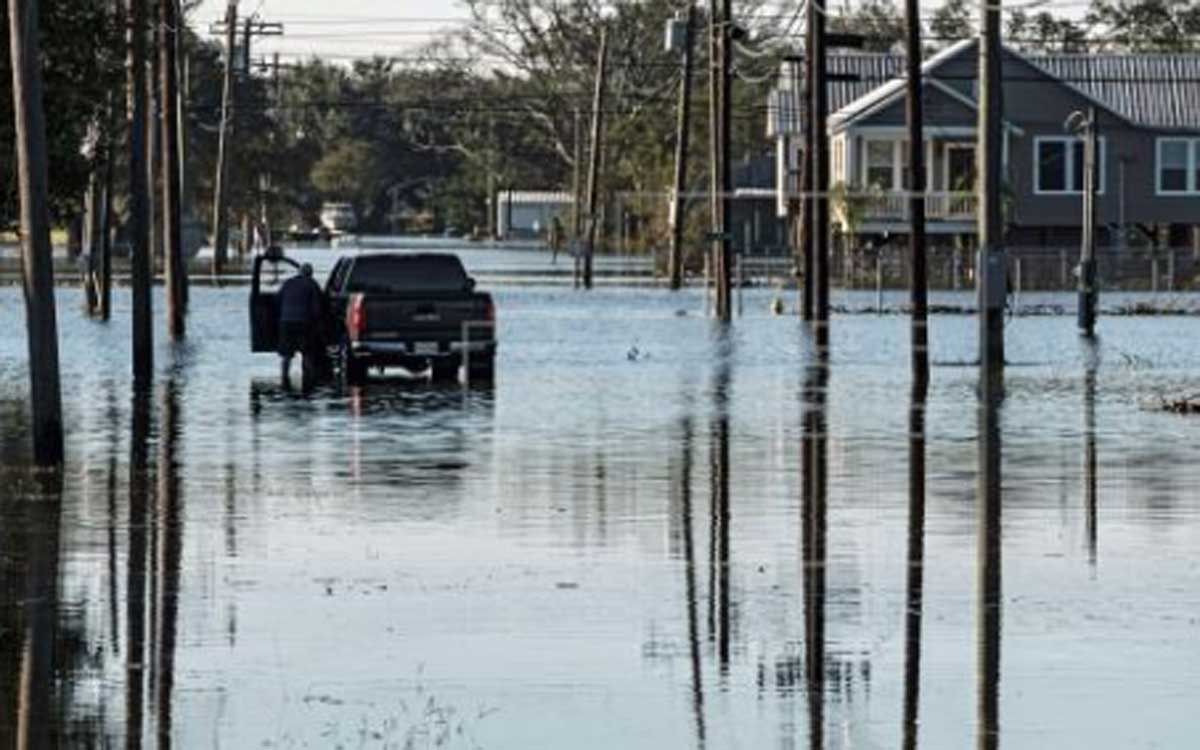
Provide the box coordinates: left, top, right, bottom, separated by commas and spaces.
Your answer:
902, 370, 928, 750
802, 351, 830, 750
2, 284, 1200, 747
0, 471, 63, 748
1083, 343, 1098, 567
977, 375, 1003, 750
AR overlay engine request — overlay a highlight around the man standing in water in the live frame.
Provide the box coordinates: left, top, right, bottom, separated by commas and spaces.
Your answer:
277, 263, 325, 386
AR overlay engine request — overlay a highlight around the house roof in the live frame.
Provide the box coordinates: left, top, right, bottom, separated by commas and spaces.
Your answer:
799, 40, 1200, 132
1027, 54, 1200, 131
829, 39, 976, 127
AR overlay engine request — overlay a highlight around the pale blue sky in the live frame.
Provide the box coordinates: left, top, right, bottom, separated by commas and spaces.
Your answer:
192, 0, 473, 60
191, 1, 1090, 61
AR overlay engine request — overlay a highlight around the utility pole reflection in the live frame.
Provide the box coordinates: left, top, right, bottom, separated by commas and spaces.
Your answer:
902, 369, 928, 750
977, 373, 1003, 750
676, 412, 707, 748
709, 334, 733, 675
1083, 344, 1098, 567
802, 353, 829, 750
5, 470, 64, 749
154, 378, 183, 748
126, 389, 152, 749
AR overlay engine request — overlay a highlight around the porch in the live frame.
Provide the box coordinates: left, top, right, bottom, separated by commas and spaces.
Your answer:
831, 127, 988, 233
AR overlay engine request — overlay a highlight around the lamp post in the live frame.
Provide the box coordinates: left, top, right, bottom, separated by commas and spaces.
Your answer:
1066, 107, 1098, 337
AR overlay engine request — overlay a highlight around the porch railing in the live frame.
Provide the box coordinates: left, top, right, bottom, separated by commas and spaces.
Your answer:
852, 191, 977, 223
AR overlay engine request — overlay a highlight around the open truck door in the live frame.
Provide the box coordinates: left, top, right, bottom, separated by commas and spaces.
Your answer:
249, 246, 301, 353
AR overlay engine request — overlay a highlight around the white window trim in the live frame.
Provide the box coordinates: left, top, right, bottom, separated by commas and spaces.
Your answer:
1155, 138, 1199, 196
863, 137, 901, 190
1033, 136, 1107, 196
860, 137, 933, 192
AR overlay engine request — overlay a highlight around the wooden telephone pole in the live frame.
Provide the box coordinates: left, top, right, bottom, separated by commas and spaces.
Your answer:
718, 0, 733, 321
668, 4, 696, 292
708, 0, 733, 321
161, 0, 185, 339
1077, 106, 1099, 337
978, 0, 1006, 391
812, 0, 830, 344
129, 0, 154, 384
906, 0, 928, 375
8, 0, 64, 464
211, 0, 237, 275
583, 26, 609, 290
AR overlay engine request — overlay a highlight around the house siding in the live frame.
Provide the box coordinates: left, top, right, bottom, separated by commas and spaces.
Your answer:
822, 41, 1200, 237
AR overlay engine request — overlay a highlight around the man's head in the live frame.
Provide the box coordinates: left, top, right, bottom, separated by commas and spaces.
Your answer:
301, 263, 314, 278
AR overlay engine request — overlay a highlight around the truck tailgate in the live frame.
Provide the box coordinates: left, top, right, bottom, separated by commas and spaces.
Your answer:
361, 294, 492, 342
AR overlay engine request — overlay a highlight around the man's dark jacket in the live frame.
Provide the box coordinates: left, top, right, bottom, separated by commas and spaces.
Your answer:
277, 275, 323, 324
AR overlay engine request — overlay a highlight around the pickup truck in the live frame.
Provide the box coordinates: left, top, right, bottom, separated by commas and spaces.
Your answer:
250, 249, 496, 384
326, 252, 496, 384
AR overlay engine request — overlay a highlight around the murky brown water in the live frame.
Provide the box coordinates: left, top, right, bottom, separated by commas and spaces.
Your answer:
2, 246, 1200, 748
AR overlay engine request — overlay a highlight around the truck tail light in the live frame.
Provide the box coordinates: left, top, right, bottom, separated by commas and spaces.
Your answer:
347, 294, 366, 340
484, 300, 495, 323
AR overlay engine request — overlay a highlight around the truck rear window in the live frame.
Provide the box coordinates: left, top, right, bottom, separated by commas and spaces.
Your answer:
343, 255, 469, 293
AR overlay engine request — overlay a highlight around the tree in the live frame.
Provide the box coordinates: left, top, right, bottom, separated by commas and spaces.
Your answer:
831, 0, 905, 53
928, 0, 973, 45
1088, 0, 1200, 51
1006, 9, 1089, 52
0, 0, 123, 230
310, 140, 382, 218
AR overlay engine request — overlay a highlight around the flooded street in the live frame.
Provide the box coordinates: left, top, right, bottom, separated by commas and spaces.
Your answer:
2, 245, 1200, 748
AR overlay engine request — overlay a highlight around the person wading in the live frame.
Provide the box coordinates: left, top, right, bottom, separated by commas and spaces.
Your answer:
277, 263, 324, 386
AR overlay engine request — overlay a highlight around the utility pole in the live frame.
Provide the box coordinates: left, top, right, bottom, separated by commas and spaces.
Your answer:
708, 0, 721, 315
812, 0, 830, 345
978, 0, 1006, 390
571, 107, 582, 288
147, 0, 162, 265
717, 0, 734, 322
211, 0, 237, 275
906, 0, 928, 376
129, 0, 154, 385
802, 33, 814, 320
583, 26, 609, 291
8, 0, 64, 464
1074, 106, 1098, 337
100, 89, 115, 322
161, 0, 184, 339
668, 4, 696, 291
83, 123, 103, 316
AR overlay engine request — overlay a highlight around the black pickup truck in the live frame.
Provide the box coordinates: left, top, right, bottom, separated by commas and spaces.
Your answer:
250, 250, 496, 384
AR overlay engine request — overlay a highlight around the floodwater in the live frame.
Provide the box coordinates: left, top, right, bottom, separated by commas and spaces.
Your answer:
2, 243, 1199, 749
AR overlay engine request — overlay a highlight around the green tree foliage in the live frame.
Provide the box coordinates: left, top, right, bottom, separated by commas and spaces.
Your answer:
1088, 0, 1200, 51
1006, 9, 1089, 52
0, 0, 122, 229
831, 0, 906, 53
929, 0, 974, 44
456, 0, 785, 249
310, 141, 381, 214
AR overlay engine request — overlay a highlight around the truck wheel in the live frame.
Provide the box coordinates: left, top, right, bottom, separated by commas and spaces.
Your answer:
466, 354, 496, 383
430, 360, 459, 382
341, 346, 367, 386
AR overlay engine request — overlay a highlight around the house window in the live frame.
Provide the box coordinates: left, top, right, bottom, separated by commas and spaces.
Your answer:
865, 140, 896, 189
1157, 138, 1197, 194
1035, 136, 1105, 194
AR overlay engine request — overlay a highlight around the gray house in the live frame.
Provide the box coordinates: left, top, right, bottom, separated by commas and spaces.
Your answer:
774, 39, 1200, 250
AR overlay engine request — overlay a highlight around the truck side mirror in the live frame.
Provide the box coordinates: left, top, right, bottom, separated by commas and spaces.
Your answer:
466, 277, 477, 292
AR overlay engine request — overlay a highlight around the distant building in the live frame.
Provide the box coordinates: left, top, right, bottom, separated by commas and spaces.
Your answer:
768, 39, 1200, 250
497, 191, 573, 240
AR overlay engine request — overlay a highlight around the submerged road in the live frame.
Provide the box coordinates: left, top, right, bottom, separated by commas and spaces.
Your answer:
1, 241, 1199, 748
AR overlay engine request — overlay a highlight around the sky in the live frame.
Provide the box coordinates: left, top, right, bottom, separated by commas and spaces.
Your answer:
192, 0, 474, 61
191, 0, 1092, 61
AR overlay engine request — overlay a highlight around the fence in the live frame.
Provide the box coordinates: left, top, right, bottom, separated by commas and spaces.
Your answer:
724, 245, 1200, 293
